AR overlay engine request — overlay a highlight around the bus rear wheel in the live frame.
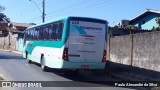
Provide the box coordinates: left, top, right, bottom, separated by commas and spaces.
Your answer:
41, 55, 48, 71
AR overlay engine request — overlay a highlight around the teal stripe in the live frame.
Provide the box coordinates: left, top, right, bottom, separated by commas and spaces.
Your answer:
71, 25, 87, 35
25, 41, 64, 55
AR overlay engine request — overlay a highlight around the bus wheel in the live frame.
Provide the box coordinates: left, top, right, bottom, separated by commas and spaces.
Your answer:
26, 53, 32, 64
41, 56, 48, 71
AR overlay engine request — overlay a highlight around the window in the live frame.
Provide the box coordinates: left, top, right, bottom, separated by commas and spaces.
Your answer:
51, 24, 57, 40
44, 26, 49, 40
48, 25, 52, 40
25, 31, 28, 40
39, 27, 43, 40
49, 21, 64, 40
32, 29, 35, 40
31, 29, 34, 40
58, 22, 64, 40
28, 29, 31, 40
35, 28, 39, 40
42, 27, 46, 40
24, 20, 64, 41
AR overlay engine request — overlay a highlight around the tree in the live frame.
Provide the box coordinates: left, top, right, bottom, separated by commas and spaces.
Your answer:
152, 17, 160, 31
0, 5, 10, 23
156, 17, 160, 27
124, 25, 138, 30
0, 5, 5, 12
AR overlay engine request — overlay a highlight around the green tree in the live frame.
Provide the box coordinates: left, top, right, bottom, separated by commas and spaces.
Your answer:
152, 17, 160, 31
0, 5, 10, 23
124, 25, 138, 30
156, 18, 160, 27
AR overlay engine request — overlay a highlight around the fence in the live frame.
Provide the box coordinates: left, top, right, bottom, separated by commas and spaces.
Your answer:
108, 31, 160, 72
0, 32, 17, 50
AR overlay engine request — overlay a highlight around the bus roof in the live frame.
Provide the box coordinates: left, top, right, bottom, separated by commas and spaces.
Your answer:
26, 16, 108, 29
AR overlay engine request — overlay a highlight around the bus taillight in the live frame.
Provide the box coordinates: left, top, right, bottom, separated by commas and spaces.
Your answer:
102, 50, 107, 62
62, 47, 69, 61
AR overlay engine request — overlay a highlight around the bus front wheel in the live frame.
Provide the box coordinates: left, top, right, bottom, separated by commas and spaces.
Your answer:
26, 52, 32, 64
41, 55, 48, 71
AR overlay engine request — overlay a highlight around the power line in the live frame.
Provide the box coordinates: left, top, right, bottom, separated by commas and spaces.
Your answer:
46, 0, 113, 19
28, 0, 114, 23
28, 0, 93, 21
46, 0, 93, 17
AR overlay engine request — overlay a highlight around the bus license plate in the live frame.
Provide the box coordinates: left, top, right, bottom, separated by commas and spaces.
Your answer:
81, 65, 89, 69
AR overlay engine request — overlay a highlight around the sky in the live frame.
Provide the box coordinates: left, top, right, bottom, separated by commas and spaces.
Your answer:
0, 0, 160, 26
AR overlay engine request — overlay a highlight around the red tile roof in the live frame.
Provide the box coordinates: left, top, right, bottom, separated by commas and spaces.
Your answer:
11, 22, 36, 28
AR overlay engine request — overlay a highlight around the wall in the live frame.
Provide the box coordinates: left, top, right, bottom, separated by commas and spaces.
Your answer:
0, 32, 17, 50
132, 32, 160, 71
110, 35, 130, 65
108, 31, 160, 72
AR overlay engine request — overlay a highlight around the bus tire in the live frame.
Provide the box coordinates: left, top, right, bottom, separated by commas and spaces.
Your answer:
41, 55, 48, 71
26, 52, 32, 64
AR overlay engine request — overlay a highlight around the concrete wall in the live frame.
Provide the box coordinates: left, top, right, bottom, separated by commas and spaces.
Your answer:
110, 35, 130, 65
0, 32, 17, 50
108, 31, 160, 72
132, 32, 160, 72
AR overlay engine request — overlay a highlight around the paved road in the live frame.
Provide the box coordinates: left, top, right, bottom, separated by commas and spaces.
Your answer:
0, 51, 136, 90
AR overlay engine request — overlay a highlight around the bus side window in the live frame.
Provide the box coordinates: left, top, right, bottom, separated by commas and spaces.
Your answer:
32, 29, 34, 40
30, 29, 33, 40
48, 25, 52, 40
55, 23, 59, 40
26, 30, 28, 40
28, 30, 29, 40
45, 26, 49, 40
37, 28, 40, 40
43, 27, 45, 40
51, 24, 56, 40
28, 29, 31, 40
39, 27, 41, 40
35, 28, 38, 40
40, 27, 43, 40
33, 29, 35, 40
58, 22, 64, 40
57, 23, 60, 40
42, 27, 46, 40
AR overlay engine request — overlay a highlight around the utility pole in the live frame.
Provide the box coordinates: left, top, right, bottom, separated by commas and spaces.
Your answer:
42, 0, 45, 23
29, 0, 45, 23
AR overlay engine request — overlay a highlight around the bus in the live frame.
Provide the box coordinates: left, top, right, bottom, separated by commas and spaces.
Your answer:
23, 16, 108, 71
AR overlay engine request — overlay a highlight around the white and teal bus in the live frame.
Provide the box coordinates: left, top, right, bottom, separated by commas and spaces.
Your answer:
23, 17, 108, 71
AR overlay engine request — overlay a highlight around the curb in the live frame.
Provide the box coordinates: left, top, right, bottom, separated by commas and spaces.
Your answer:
11, 51, 23, 54
0, 49, 22, 54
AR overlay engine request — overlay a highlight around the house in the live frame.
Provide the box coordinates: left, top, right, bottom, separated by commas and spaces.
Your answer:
0, 16, 35, 51
9, 22, 36, 52
0, 13, 10, 37
129, 9, 160, 30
